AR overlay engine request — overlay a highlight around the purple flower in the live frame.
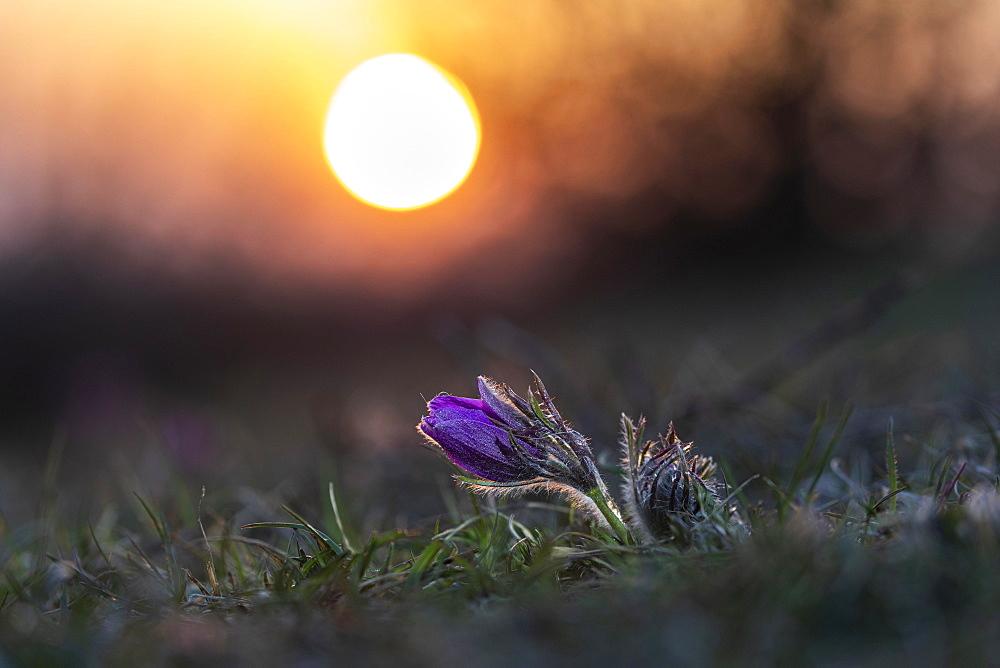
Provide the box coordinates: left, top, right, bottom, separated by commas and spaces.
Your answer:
419, 373, 631, 540
419, 375, 602, 492
419, 383, 540, 482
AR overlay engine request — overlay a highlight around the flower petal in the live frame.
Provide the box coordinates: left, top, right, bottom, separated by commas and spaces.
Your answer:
426, 394, 492, 424
420, 417, 530, 482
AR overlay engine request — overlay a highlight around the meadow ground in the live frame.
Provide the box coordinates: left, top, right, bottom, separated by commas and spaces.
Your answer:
2, 254, 1000, 667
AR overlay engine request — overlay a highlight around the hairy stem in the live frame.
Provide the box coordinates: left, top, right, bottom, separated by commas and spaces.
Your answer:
586, 488, 632, 544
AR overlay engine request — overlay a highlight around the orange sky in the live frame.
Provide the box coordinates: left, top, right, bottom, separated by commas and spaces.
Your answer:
0, 1, 555, 302
1, 1, 999, 305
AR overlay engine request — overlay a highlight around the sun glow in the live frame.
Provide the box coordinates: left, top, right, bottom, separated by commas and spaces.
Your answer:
323, 54, 481, 211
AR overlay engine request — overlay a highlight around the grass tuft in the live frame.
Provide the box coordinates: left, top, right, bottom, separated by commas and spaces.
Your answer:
2, 401, 1000, 664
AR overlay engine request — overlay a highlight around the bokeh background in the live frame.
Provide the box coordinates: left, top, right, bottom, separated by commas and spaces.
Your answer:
2, 0, 999, 524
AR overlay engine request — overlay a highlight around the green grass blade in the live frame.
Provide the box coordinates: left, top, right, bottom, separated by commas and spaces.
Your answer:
329, 481, 356, 554
805, 401, 853, 502
404, 540, 445, 591
133, 492, 184, 601
787, 400, 829, 509
280, 505, 344, 557
885, 417, 899, 513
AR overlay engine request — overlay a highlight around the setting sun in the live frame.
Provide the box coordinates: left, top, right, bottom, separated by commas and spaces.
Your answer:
323, 54, 480, 211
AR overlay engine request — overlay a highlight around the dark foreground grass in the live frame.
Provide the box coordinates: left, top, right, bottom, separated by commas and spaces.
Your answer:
3, 404, 1000, 666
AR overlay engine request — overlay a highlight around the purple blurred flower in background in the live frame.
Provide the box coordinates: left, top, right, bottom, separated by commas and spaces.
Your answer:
419, 374, 630, 541
162, 409, 218, 472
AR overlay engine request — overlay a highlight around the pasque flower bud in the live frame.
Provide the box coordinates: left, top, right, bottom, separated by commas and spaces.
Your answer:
621, 416, 725, 543
419, 373, 629, 540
